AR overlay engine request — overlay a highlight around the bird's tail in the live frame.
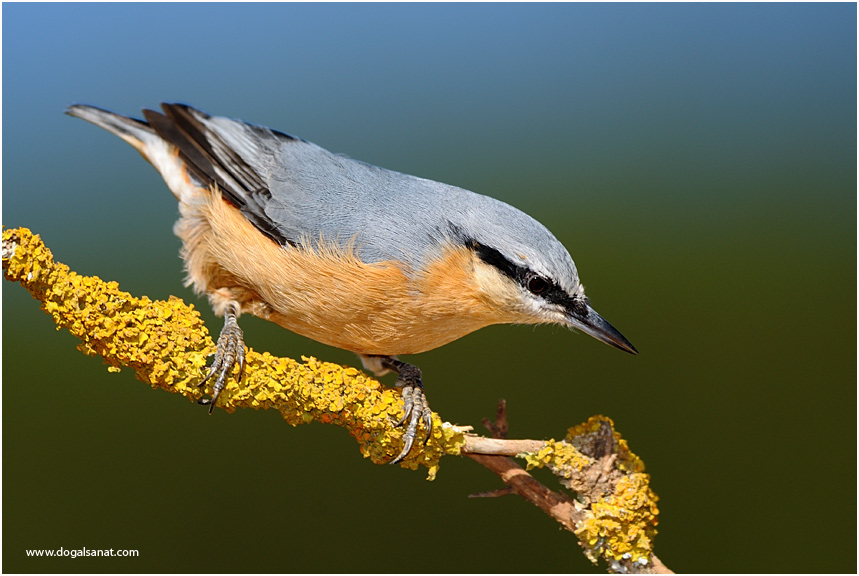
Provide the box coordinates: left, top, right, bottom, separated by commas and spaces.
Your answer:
66, 104, 158, 158
66, 104, 210, 205
68, 103, 288, 245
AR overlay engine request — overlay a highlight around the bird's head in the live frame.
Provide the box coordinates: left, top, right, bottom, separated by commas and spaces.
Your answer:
451, 203, 637, 355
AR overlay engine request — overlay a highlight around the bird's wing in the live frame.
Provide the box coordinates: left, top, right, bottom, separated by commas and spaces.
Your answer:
142, 103, 304, 246
147, 104, 468, 267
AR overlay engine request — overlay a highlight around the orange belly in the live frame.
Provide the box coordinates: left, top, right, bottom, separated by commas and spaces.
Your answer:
176, 190, 527, 355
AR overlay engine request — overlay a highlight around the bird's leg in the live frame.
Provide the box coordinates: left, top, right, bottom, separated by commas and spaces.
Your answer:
360, 355, 434, 464
198, 301, 245, 413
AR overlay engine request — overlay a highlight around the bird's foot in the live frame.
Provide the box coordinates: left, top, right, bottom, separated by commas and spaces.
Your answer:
198, 303, 245, 413
377, 357, 433, 464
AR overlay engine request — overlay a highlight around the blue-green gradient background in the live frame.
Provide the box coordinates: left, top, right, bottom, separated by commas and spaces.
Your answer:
3, 3, 855, 573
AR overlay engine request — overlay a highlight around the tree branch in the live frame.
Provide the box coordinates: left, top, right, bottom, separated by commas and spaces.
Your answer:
2, 226, 670, 573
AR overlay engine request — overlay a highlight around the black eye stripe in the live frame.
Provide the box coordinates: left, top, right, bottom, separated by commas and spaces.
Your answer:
466, 239, 520, 281
466, 239, 582, 310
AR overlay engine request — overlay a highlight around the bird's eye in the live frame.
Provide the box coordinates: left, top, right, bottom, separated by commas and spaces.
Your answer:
526, 275, 549, 295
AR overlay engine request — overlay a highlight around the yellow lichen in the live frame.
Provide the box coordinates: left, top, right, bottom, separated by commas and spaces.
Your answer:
2, 227, 466, 477
574, 472, 659, 565
521, 439, 592, 477
519, 416, 659, 567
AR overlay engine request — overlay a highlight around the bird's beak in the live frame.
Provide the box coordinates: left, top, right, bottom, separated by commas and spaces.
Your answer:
567, 303, 638, 355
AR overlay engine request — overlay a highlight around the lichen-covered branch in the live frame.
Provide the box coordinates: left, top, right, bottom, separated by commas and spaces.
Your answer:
467, 412, 670, 573
3, 226, 669, 573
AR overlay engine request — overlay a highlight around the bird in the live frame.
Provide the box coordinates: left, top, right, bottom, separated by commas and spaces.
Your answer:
66, 103, 637, 464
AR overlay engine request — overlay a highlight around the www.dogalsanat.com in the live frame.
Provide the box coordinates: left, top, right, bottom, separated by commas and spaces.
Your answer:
26, 547, 138, 559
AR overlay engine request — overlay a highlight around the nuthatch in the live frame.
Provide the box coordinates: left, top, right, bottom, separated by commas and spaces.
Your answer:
67, 103, 637, 463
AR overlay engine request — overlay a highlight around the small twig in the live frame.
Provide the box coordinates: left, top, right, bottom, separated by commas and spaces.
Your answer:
482, 398, 508, 438
465, 452, 581, 531
467, 486, 515, 499
462, 436, 547, 456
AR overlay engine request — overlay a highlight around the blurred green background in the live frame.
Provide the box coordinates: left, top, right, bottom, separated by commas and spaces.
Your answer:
3, 3, 855, 573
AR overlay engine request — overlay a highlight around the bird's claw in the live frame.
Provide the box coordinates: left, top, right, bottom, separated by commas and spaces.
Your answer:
198, 308, 245, 413
387, 361, 433, 465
